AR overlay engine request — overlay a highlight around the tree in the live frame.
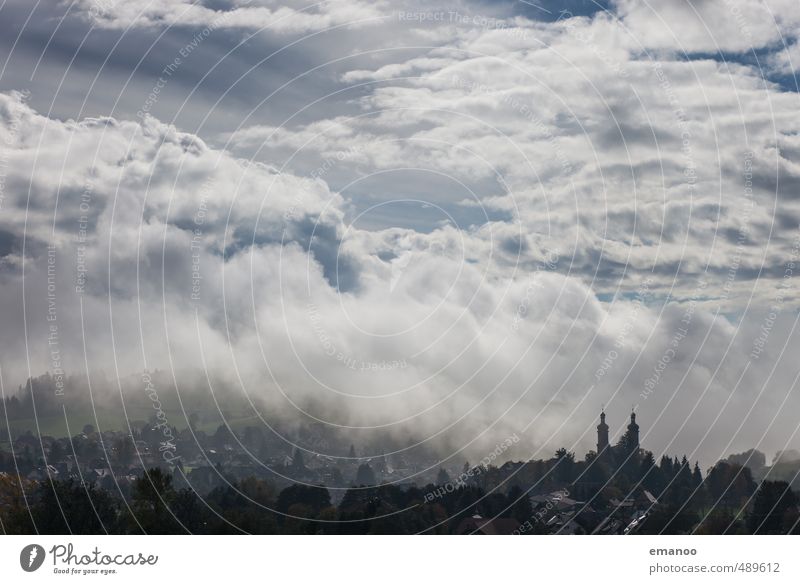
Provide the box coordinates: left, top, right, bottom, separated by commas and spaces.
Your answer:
747, 481, 798, 534
639, 450, 660, 491
240, 476, 277, 505
32, 479, 120, 534
554, 448, 574, 462
726, 449, 766, 473
705, 462, 756, 511
436, 468, 451, 486
692, 462, 703, 487
0, 474, 36, 533
678, 456, 691, 480
659, 455, 675, 479
170, 488, 211, 533
129, 468, 184, 534
507, 485, 533, 524
205, 479, 279, 534
276, 484, 331, 517
5, 395, 21, 418
553, 448, 575, 483
688, 461, 707, 509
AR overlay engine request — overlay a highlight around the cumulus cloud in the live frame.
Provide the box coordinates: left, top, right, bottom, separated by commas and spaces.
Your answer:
224, 12, 800, 311
1, 88, 800, 466
769, 40, 800, 76
613, 0, 800, 54
76, 0, 388, 33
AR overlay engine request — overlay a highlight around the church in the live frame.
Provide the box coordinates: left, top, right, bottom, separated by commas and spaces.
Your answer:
596, 409, 640, 460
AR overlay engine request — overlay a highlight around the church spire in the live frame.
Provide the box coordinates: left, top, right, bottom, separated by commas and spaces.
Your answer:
597, 408, 609, 455
627, 408, 640, 450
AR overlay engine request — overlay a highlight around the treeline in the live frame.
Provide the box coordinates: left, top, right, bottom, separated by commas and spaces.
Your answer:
2, 373, 69, 419
0, 469, 482, 534
0, 371, 245, 422
0, 466, 797, 534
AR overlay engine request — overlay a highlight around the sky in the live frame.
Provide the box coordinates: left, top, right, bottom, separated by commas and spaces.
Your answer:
1, 0, 800, 467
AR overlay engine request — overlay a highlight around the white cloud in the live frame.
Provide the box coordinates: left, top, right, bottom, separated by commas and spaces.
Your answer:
768, 40, 800, 75
223, 13, 800, 312
76, 0, 387, 33
2, 89, 800, 464
614, 0, 800, 54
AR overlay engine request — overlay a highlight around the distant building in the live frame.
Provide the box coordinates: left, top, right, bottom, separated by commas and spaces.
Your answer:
626, 411, 640, 450
597, 410, 609, 455
595, 409, 641, 459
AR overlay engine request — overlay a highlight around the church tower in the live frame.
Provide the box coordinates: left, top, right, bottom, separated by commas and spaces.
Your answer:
627, 410, 640, 450
597, 410, 609, 455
